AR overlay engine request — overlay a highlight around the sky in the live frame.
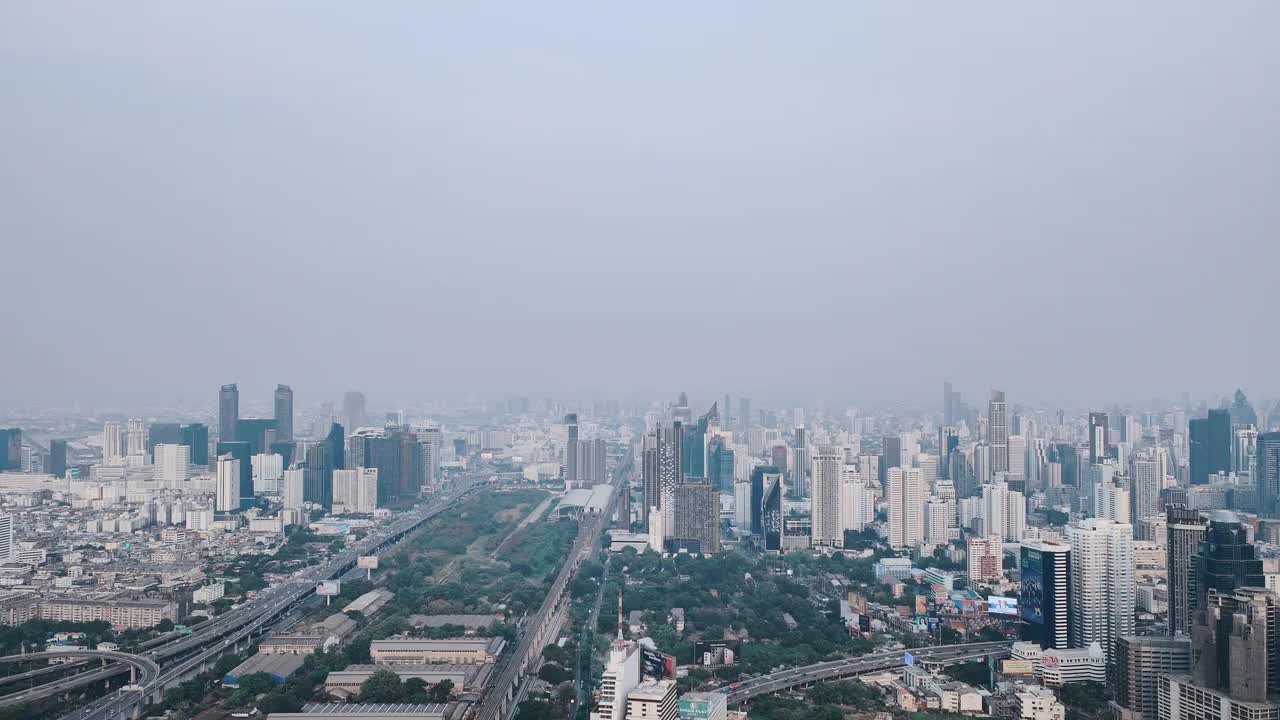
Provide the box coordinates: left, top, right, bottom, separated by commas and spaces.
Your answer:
2, 3, 1278, 410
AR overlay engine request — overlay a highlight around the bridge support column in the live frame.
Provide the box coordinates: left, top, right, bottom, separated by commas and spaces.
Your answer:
130, 666, 137, 684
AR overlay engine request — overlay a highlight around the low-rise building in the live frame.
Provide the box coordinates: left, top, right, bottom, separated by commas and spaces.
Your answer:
370, 638, 505, 665
324, 665, 480, 698
266, 703, 451, 720
40, 596, 176, 629
626, 680, 677, 720
676, 692, 726, 720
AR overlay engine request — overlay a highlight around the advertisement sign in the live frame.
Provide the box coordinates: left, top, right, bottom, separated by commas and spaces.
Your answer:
1020, 548, 1044, 625
904, 651, 914, 667
693, 640, 741, 666
915, 595, 929, 616
317, 580, 341, 596
847, 592, 868, 613
987, 596, 1019, 616
641, 647, 676, 680
357, 555, 379, 570
1001, 659, 1035, 675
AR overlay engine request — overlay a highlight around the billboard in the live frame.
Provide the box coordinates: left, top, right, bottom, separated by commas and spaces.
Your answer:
914, 595, 929, 616
904, 652, 914, 667
988, 596, 1018, 616
1001, 659, 1035, 675
641, 647, 676, 679
693, 639, 741, 666
357, 555, 379, 570
317, 580, 341, 596
847, 592, 868, 613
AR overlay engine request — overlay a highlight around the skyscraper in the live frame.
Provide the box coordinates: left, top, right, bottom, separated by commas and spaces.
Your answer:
989, 390, 1009, 474
154, 444, 191, 485
1114, 636, 1190, 720
761, 471, 783, 552
48, 439, 67, 479
642, 433, 660, 529
102, 422, 123, 463
146, 422, 182, 456
0, 515, 15, 563
670, 477, 718, 554
342, 391, 368, 430
1067, 517, 1135, 663
840, 466, 874, 533
215, 455, 241, 512
1020, 540, 1071, 650
1088, 412, 1109, 464
657, 422, 683, 539
1256, 432, 1280, 518
881, 435, 902, 488
215, 440, 253, 509
810, 447, 842, 548
886, 466, 924, 548
0, 429, 19, 472
706, 437, 734, 492
1166, 506, 1207, 637
564, 413, 580, 485
938, 426, 959, 479
219, 383, 239, 442
1193, 511, 1264, 611
1133, 456, 1161, 523
790, 426, 809, 497
282, 468, 305, 509
274, 384, 294, 442
181, 423, 209, 466
749, 466, 779, 536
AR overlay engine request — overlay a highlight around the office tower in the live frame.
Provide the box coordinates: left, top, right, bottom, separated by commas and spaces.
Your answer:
670, 478, 719, 554
564, 413, 579, 484
1256, 432, 1280, 518
1114, 636, 1190, 720
841, 468, 875, 533
154, 444, 191, 485
181, 423, 209, 466
886, 466, 925, 548
146, 422, 182, 457
1021, 540, 1071, 650
625, 680, 677, 720
1067, 518, 1135, 663
305, 440, 336, 508
770, 444, 788, 477
102, 421, 124, 463
881, 435, 902, 485
1166, 506, 1208, 637
273, 384, 294, 442
1088, 412, 1109, 464
968, 535, 1003, 583
749, 466, 778, 536
1232, 427, 1258, 477
939, 427, 959, 479
916, 453, 939, 488
1190, 586, 1280, 704
681, 404, 715, 480
1190, 410, 1232, 486
971, 443, 991, 491
737, 398, 751, 433
333, 469, 376, 512
980, 482, 1007, 539
789, 426, 809, 497
282, 469, 306, 509
342, 391, 368, 430
707, 437, 734, 493
216, 441, 253, 508
1006, 487, 1026, 542
252, 453, 284, 493
215, 455, 241, 512
1194, 511, 1265, 610
1095, 480, 1131, 524
0, 429, 18, 472
0, 514, 13, 563
658, 423, 683, 538
48, 439, 67, 479
989, 390, 1009, 474
124, 418, 145, 458
761, 471, 784, 552
1133, 457, 1162, 524
358, 468, 378, 512
269, 441, 295, 470
235, 418, 275, 457
219, 383, 239, 441
810, 447, 842, 548
642, 433, 660, 529
1007, 435, 1027, 491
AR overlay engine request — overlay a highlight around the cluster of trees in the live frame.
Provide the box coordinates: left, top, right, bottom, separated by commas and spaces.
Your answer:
359, 669, 453, 703
0, 619, 114, 655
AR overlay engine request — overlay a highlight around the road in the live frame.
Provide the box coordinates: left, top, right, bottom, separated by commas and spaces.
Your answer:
58, 480, 487, 720
717, 641, 1012, 704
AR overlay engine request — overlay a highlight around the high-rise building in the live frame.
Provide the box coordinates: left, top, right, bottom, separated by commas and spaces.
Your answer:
215, 441, 253, 509
181, 423, 209, 466
274, 384, 294, 442
1256, 432, 1280, 518
625, 680, 677, 720
219, 383, 239, 442
810, 447, 842, 548
282, 468, 306, 509
564, 413, 580, 485
592, 637, 640, 720
989, 390, 1009, 474
939, 426, 960, 479
48, 439, 67, 479
1007, 435, 1028, 492
881, 435, 902, 490
1088, 412, 1109, 464
707, 437, 734, 493
968, 535, 1003, 583
1166, 506, 1208, 637
0, 514, 13, 563
1190, 410, 1232, 486
790, 426, 809, 497
1115, 635, 1190, 720
1133, 457, 1162, 525
761, 471, 784, 552
658, 423, 683, 539
1095, 480, 1132, 524
102, 422, 124, 463
126, 418, 146, 458
146, 423, 182, 456
840, 467, 875, 534
252, 453, 284, 493
154, 444, 191, 485
1020, 540, 1071, 650
1188, 586, 1279, 704
1194, 511, 1265, 611
887, 466, 925, 548
0, 430, 19, 472
670, 478, 719, 554
1066, 518, 1135, 663
642, 433, 660, 529
215, 455, 241, 512
749, 466, 779, 536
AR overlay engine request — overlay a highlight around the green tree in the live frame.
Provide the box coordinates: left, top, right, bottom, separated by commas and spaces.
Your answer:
360, 669, 405, 702
428, 679, 454, 702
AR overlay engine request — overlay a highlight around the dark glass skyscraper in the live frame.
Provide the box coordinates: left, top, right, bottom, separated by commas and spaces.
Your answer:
181, 423, 209, 466
1088, 412, 1109, 464
0, 429, 20, 472
1167, 506, 1207, 637
1191, 410, 1232, 485
215, 440, 252, 509
146, 423, 183, 456
1194, 511, 1264, 609
761, 471, 783, 552
219, 383, 239, 442
48, 439, 67, 479
1256, 432, 1280, 518
236, 418, 275, 457
274, 384, 294, 442
1020, 540, 1071, 650
564, 413, 579, 484
707, 437, 734, 492
749, 466, 780, 536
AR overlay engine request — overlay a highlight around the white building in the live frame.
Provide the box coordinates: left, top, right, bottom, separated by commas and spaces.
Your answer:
1039, 644, 1106, 686
282, 469, 306, 510
591, 640, 640, 720
126, 419, 146, 459
252, 453, 284, 493
887, 467, 925, 548
1066, 518, 1134, 663
840, 467, 875, 533
1095, 481, 1131, 524
0, 515, 13, 564
626, 680, 676, 720
102, 422, 124, 464
215, 456, 241, 512
925, 498, 957, 545
154, 444, 191, 486
810, 447, 843, 548
968, 535, 1003, 584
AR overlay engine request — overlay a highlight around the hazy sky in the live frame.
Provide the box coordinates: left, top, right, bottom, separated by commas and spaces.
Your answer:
3, 3, 1278, 410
